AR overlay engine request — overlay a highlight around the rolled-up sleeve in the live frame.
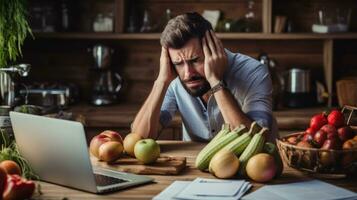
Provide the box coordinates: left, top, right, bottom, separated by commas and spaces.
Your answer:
242, 64, 274, 130
160, 84, 178, 127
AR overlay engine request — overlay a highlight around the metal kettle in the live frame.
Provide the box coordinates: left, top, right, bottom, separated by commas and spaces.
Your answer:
284, 68, 311, 94
283, 67, 316, 108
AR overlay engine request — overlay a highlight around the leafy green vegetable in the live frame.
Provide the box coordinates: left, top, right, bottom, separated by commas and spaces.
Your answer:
0, 0, 33, 68
0, 129, 38, 180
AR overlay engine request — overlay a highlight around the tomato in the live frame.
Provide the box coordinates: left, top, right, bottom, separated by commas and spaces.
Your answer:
0, 160, 21, 176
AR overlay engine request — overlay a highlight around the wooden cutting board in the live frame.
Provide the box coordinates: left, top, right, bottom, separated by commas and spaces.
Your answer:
93, 156, 187, 175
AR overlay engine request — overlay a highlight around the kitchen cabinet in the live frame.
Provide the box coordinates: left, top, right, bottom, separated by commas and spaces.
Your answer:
22, 0, 357, 138
30, 141, 357, 199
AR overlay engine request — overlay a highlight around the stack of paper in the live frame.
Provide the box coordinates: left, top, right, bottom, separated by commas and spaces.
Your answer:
154, 178, 252, 200
242, 180, 357, 200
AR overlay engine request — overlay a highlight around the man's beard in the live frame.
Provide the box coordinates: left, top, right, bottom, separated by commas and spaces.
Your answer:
180, 75, 211, 97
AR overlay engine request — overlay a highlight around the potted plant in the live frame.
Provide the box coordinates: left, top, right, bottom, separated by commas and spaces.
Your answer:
0, 0, 32, 68
0, 0, 32, 106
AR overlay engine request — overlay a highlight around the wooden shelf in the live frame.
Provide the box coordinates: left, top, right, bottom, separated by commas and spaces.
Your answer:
33, 32, 357, 40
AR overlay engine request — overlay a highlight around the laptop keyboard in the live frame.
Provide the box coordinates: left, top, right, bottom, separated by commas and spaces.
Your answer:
94, 173, 128, 186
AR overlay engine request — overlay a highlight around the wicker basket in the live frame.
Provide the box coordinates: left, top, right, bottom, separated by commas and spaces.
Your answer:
336, 79, 357, 107
277, 131, 357, 177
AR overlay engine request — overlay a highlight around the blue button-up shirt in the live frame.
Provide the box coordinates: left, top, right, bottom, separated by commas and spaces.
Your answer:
160, 49, 278, 142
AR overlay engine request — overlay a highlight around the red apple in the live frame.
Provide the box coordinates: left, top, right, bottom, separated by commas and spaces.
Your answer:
327, 110, 345, 128
321, 138, 342, 150
337, 126, 354, 142
302, 132, 314, 143
100, 130, 123, 144
310, 113, 328, 131
320, 124, 337, 135
314, 130, 327, 148
98, 141, 124, 162
89, 130, 124, 159
306, 127, 316, 135
89, 134, 111, 157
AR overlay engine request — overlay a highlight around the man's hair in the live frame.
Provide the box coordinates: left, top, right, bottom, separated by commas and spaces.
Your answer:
160, 12, 212, 49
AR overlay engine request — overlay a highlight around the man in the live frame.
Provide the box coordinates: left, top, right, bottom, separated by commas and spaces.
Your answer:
132, 12, 277, 142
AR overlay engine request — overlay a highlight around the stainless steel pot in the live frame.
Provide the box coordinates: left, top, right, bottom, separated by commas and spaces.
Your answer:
284, 68, 311, 93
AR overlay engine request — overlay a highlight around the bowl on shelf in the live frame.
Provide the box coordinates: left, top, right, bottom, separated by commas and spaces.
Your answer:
276, 131, 357, 178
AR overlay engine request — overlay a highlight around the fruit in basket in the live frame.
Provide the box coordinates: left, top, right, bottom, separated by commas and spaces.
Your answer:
313, 130, 327, 147
134, 139, 160, 164
287, 136, 298, 145
341, 139, 357, 167
209, 150, 239, 179
302, 132, 314, 143
297, 141, 313, 148
246, 153, 276, 183
320, 124, 337, 137
306, 127, 316, 135
337, 126, 354, 142
319, 151, 336, 167
327, 110, 345, 128
123, 133, 143, 157
98, 141, 124, 162
310, 113, 327, 131
90, 130, 123, 158
321, 138, 342, 150
342, 139, 357, 149
319, 139, 341, 166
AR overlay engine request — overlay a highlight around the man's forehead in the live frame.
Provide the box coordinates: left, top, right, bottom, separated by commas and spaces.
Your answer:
168, 38, 202, 62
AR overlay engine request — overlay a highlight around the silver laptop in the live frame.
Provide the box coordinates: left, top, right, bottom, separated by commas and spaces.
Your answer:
9, 111, 154, 193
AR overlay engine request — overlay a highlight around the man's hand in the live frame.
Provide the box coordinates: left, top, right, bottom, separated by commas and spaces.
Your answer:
157, 47, 176, 84
202, 30, 228, 86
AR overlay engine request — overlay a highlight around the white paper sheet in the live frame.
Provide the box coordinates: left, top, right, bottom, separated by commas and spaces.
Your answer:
242, 180, 357, 200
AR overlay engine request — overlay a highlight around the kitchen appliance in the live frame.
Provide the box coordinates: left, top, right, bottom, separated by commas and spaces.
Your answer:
0, 64, 31, 107
18, 82, 79, 113
89, 44, 122, 106
258, 53, 284, 110
283, 68, 316, 108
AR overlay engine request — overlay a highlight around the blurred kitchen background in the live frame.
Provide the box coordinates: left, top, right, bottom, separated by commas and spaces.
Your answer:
2, 0, 357, 141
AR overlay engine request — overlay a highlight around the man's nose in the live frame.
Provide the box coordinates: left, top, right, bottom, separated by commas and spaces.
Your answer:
183, 63, 195, 80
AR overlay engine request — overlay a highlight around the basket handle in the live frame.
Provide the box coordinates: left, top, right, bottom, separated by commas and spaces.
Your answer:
341, 105, 357, 125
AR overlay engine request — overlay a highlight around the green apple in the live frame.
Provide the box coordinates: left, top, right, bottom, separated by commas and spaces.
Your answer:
134, 139, 160, 164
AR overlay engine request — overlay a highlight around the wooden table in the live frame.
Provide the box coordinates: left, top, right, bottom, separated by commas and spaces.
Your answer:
32, 141, 357, 200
